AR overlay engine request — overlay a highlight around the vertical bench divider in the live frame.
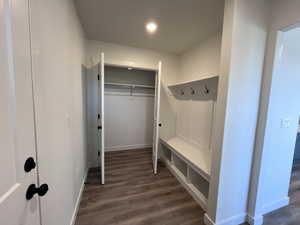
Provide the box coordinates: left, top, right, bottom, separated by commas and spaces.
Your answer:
186, 166, 191, 184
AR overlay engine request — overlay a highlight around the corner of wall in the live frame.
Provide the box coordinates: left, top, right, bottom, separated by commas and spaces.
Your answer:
70, 169, 89, 225
204, 212, 247, 225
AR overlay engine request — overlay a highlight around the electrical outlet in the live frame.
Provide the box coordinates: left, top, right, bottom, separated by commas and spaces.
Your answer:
281, 118, 291, 128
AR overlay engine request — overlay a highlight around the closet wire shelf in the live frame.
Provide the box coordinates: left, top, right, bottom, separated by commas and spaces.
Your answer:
104, 82, 155, 97
105, 82, 155, 89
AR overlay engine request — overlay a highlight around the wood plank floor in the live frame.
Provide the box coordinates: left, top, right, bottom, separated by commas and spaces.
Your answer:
240, 163, 300, 225
75, 148, 205, 225
262, 163, 300, 225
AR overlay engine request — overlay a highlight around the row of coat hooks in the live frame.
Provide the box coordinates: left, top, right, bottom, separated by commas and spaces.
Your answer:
180, 85, 210, 96
168, 75, 219, 100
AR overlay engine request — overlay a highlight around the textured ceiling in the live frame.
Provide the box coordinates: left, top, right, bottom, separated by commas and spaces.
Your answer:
75, 0, 225, 54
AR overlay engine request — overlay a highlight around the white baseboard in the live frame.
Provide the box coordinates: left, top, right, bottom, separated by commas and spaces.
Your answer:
247, 214, 263, 225
105, 144, 152, 152
204, 214, 215, 225
204, 212, 247, 225
70, 170, 88, 225
261, 197, 290, 215
203, 196, 289, 225
246, 197, 289, 225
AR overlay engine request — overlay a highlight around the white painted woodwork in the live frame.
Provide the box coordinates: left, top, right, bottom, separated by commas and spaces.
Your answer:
248, 0, 300, 222
205, 0, 270, 225
100, 53, 105, 184
152, 62, 162, 174
160, 148, 208, 211
160, 137, 211, 181
168, 77, 218, 154
168, 75, 219, 88
0, 0, 40, 224
164, 158, 208, 210
158, 64, 219, 202
95, 63, 101, 172
157, 35, 220, 214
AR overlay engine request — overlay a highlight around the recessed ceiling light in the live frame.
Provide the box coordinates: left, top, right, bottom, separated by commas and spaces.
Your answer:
146, 22, 157, 34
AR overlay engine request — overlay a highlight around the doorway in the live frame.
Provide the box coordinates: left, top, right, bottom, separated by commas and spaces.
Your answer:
85, 56, 162, 184
259, 24, 300, 225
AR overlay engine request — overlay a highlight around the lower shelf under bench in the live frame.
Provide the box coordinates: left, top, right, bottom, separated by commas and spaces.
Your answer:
160, 139, 210, 211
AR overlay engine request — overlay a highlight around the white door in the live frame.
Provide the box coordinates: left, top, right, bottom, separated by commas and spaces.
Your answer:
152, 62, 162, 174
98, 52, 105, 184
0, 0, 41, 225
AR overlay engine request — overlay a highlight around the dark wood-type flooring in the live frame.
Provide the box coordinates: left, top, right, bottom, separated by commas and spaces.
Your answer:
75, 149, 300, 225
262, 163, 300, 225
75, 149, 205, 225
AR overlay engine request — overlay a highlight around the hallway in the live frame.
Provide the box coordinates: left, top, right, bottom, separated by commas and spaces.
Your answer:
263, 164, 300, 225
75, 149, 205, 225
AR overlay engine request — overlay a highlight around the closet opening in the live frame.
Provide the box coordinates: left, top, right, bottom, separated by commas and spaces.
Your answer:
86, 57, 162, 185
104, 65, 157, 175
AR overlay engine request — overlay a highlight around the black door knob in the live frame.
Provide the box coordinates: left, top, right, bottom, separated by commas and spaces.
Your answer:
24, 157, 36, 172
159, 123, 162, 127
26, 184, 49, 200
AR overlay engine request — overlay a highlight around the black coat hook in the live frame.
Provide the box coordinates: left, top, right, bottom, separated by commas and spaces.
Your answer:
204, 85, 210, 94
191, 88, 195, 95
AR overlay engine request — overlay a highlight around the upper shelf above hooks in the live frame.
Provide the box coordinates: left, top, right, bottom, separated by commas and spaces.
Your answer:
168, 75, 219, 101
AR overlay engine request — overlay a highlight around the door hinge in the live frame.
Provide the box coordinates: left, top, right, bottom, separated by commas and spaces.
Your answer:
98, 126, 102, 130
98, 151, 100, 157
97, 74, 100, 80
98, 114, 100, 119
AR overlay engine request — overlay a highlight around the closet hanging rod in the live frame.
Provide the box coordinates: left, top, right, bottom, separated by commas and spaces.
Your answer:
104, 82, 155, 89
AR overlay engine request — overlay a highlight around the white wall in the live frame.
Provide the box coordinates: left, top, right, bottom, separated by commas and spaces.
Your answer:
205, 0, 270, 225
104, 67, 155, 152
105, 94, 154, 151
29, 1, 87, 225
85, 34, 222, 168
248, 0, 300, 223
179, 34, 222, 83
174, 34, 222, 150
86, 40, 179, 167
86, 41, 180, 83
86, 65, 98, 168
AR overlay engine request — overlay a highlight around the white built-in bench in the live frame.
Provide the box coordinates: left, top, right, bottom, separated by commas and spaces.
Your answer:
160, 136, 211, 211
